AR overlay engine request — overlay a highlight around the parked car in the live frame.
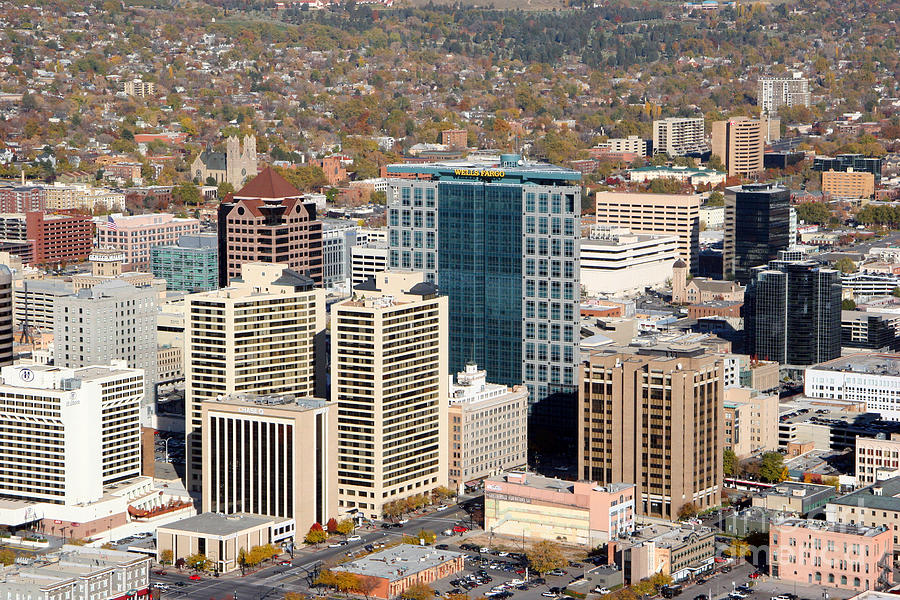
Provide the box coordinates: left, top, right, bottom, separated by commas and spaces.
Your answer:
542, 593, 558, 598
437, 504, 449, 510
548, 569, 566, 576
347, 535, 362, 542
329, 541, 348, 548
279, 560, 291, 566
749, 572, 761, 579
398, 519, 409, 524
189, 575, 203, 581
436, 544, 449, 550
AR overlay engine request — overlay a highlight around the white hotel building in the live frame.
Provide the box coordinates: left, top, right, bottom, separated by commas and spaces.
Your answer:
580, 226, 679, 296
804, 353, 900, 420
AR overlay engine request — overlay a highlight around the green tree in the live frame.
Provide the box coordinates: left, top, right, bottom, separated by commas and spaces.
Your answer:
724, 448, 737, 477
759, 451, 786, 483
833, 257, 857, 274
796, 201, 833, 225
631, 580, 655, 598
275, 165, 328, 192
218, 181, 235, 198
172, 182, 202, 205
401, 582, 434, 600
842, 298, 857, 310
706, 191, 724, 206
526, 540, 566, 575
238, 547, 250, 574
707, 154, 725, 172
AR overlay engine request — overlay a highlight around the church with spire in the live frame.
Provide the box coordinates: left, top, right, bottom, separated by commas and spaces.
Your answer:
191, 134, 257, 186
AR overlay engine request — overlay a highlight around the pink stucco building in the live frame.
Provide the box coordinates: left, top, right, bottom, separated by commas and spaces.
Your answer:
95, 213, 201, 270
483, 472, 635, 546
769, 519, 893, 592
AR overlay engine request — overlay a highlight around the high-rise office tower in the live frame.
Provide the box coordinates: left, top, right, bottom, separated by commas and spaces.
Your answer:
745, 257, 841, 366
652, 117, 706, 157
386, 156, 581, 438
54, 280, 158, 421
217, 167, 323, 287
184, 263, 325, 495
723, 183, 791, 284
331, 271, 447, 520
202, 394, 337, 531
579, 349, 723, 520
711, 117, 765, 177
757, 73, 810, 115
0, 265, 12, 366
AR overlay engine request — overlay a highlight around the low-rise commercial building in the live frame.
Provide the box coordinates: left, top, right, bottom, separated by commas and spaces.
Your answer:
805, 353, 900, 421
157, 512, 287, 574
580, 226, 679, 296
616, 523, 716, 584
448, 364, 527, 492
842, 311, 900, 351
332, 545, 465, 599
750, 481, 836, 517
827, 477, 900, 554
769, 519, 892, 592
484, 472, 635, 546
0, 545, 151, 600
856, 435, 900, 487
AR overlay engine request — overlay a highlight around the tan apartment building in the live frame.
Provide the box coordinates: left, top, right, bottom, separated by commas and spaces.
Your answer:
618, 524, 716, 584
331, 271, 448, 520
652, 117, 706, 157
448, 363, 528, 493
856, 435, 900, 487
723, 386, 779, 458
594, 192, 702, 270
822, 169, 875, 199
579, 349, 723, 520
711, 117, 765, 177
202, 394, 337, 534
183, 263, 325, 495
827, 476, 900, 554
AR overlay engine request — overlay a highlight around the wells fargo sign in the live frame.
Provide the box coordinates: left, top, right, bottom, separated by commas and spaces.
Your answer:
453, 168, 506, 178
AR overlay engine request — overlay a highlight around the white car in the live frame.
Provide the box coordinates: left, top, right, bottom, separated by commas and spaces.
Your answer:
398, 519, 409, 524
437, 504, 449, 510
595, 589, 610, 596
509, 579, 525, 586
329, 541, 348, 548
498, 551, 510, 557
542, 593, 558, 598
347, 535, 362, 542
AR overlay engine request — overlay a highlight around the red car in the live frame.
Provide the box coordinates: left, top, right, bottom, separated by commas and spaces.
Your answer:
153, 569, 167, 575
279, 561, 291, 566
749, 572, 761, 579
189, 574, 202, 581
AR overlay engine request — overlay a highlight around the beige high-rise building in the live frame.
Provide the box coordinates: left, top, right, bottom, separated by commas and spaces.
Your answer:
711, 117, 765, 177
331, 272, 448, 520
202, 394, 337, 535
579, 350, 723, 520
184, 263, 325, 495
594, 192, 702, 271
652, 117, 706, 157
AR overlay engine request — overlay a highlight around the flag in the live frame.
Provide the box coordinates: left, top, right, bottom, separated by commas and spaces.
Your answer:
106, 215, 118, 230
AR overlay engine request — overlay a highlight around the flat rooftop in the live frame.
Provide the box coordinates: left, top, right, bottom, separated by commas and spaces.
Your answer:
487, 472, 631, 495
205, 393, 327, 412
810, 353, 900, 376
159, 512, 279, 536
334, 544, 464, 582
385, 158, 580, 184
773, 518, 887, 537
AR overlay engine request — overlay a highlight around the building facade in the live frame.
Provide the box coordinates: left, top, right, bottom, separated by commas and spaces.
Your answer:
184, 263, 325, 495
350, 242, 388, 288
723, 386, 779, 458
332, 545, 465, 600
0, 363, 143, 505
711, 117, 765, 177
448, 363, 528, 492
484, 472, 635, 546
23, 211, 93, 266
822, 170, 875, 199
217, 167, 323, 286
321, 220, 358, 288
856, 436, 900, 487
202, 394, 337, 533
150, 234, 219, 292
579, 350, 723, 520
652, 117, 706, 157
95, 212, 201, 271
813, 155, 882, 181
724, 183, 792, 284
804, 353, 900, 421
331, 272, 448, 520
386, 157, 581, 437
758, 74, 811, 114
580, 226, 679, 296
594, 192, 701, 271
54, 280, 158, 419
769, 519, 892, 592
745, 259, 842, 366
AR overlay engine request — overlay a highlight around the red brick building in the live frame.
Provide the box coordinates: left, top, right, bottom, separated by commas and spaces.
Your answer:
25, 211, 93, 266
217, 167, 323, 286
687, 301, 743, 319
441, 128, 467, 149
313, 155, 350, 185
332, 545, 464, 600
0, 185, 44, 212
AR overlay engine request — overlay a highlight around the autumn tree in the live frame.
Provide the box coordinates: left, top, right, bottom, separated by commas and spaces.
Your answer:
172, 182, 202, 205
304, 522, 327, 546
0, 548, 15, 566
357, 575, 381, 600
326, 517, 339, 533
677, 501, 699, 520
759, 451, 787, 483
159, 549, 173, 565
401, 582, 435, 600
185, 553, 209, 572
526, 540, 566, 575
336, 519, 355, 536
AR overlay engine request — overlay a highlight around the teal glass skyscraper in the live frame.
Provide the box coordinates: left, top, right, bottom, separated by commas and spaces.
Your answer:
386, 156, 581, 438
150, 234, 218, 293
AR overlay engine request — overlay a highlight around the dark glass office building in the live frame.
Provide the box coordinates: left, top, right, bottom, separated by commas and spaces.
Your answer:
386, 156, 581, 445
724, 183, 791, 284
745, 258, 841, 365
813, 154, 883, 180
